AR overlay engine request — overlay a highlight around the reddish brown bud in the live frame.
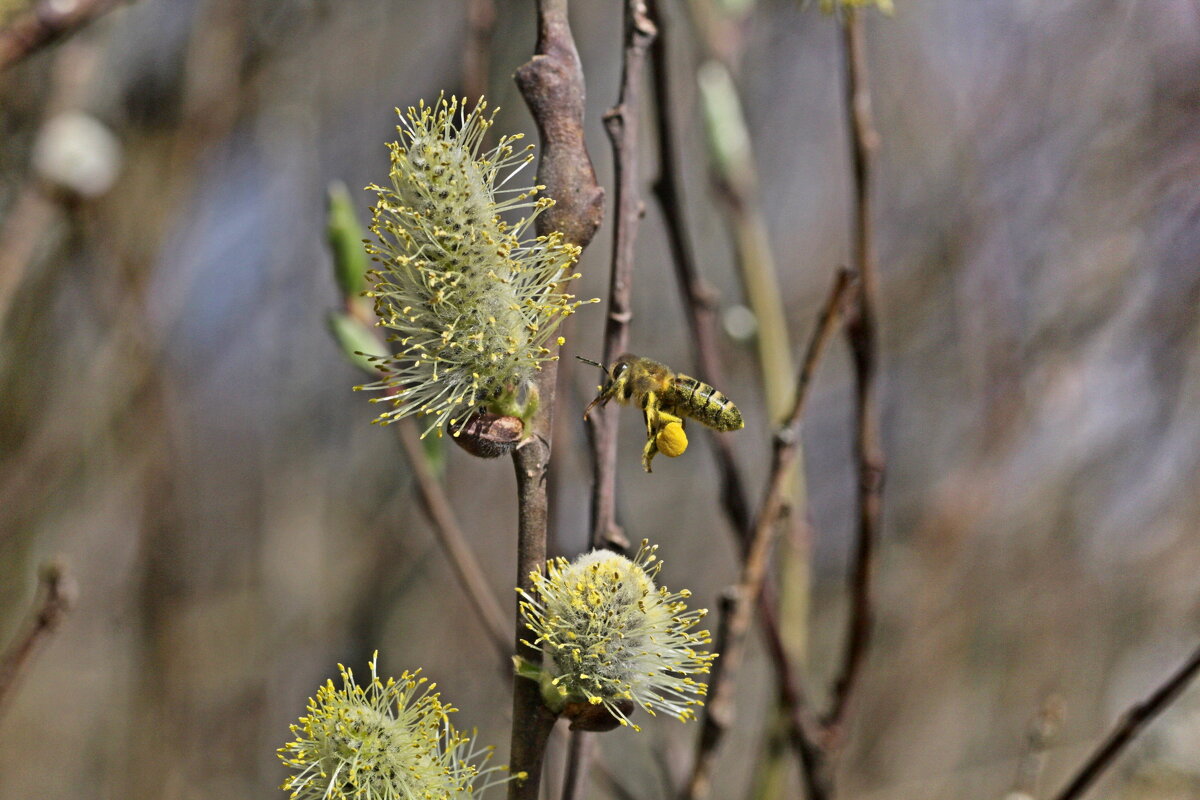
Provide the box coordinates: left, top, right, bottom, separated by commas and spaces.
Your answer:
563, 699, 636, 732
451, 412, 524, 458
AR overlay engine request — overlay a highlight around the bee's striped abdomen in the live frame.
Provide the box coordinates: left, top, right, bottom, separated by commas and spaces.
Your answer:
670, 375, 744, 432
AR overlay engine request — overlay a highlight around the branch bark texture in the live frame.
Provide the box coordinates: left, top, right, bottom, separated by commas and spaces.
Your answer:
0, 563, 76, 717
508, 2, 605, 798
826, 8, 884, 738
684, 270, 852, 800
1050, 641, 1200, 800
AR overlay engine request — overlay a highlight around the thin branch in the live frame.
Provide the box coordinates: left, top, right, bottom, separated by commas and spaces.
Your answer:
0, 185, 58, 332
825, 8, 884, 738
0, 563, 76, 716
508, 1, 605, 797
560, 723, 595, 800
585, 0, 656, 555
684, 269, 853, 800
1050, 641, 1200, 800
508, 434, 561, 800
0, 0, 124, 71
394, 418, 511, 668
565, 4, 657, 797
649, 7, 840, 792
648, 0, 750, 536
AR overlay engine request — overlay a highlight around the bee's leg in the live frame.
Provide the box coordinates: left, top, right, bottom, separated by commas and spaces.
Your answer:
641, 436, 659, 473
640, 396, 660, 473
641, 392, 661, 437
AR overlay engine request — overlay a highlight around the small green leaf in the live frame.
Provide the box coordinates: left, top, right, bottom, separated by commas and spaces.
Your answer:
327, 311, 382, 375
327, 181, 370, 297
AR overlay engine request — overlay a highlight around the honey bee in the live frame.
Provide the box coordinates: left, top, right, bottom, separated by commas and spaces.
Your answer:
579, 354, 744, 472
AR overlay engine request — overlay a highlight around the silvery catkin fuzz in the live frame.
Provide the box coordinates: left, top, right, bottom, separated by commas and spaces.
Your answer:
358, 96, 589, 436
519, 541, 717, 731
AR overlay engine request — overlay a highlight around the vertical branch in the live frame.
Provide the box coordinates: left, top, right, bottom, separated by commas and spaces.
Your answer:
825, 7, 884, 737
684, 270, 852, 800
509, 2, 605, 798
0, 563, 76, 717
1050, 642, 1200, 800
509, 434, 562, 800
586, 0, 656, 554
650, 7, 833, 794
564, 4, 657, 798
648, 0, 750, 535
394, 419, 512, 668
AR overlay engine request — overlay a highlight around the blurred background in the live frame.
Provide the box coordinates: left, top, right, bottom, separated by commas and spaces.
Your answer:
1, 0, 1199, 798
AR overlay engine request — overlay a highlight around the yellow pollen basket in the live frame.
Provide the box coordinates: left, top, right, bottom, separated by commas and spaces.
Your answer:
655, 420, 688, 458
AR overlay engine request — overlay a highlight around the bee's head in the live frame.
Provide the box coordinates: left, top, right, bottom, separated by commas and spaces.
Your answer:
578, 355, 634, 419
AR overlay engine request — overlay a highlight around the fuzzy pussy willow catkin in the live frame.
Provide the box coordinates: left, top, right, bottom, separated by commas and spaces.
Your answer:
519, 541, 717, 731
278, 655, 515, 800
357, 96, 588, 436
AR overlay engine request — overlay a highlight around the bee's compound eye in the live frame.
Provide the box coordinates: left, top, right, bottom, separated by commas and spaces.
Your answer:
613, 362, 630, 378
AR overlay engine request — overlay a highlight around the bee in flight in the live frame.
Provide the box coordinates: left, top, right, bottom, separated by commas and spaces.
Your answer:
580, 354, 744, 472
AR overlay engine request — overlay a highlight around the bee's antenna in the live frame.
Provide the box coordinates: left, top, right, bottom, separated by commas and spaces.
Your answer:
575, 355, 606, 371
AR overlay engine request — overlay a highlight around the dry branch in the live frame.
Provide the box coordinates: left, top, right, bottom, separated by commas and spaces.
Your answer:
825, 8, 884, 738
394, 419, 511, 667
0, 563, 76, 716
1050, 641, 1200, 800
684, 269, 853, 800
508, 1, 606, 797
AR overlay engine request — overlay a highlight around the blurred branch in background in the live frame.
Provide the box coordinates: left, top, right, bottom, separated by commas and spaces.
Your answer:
394, 419, 512, 669
1051, 641, 1200, 800
686, 6, 818, 794
648, 0, 750, 537
0, 563, 75, 717
0, 0, 127, 71
825, 6, 884, 739
686, 268, 852, 800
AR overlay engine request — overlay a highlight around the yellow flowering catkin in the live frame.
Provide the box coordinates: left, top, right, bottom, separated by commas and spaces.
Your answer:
357, 96, 590, 436
278, 654, 516, 800
519, 541, 717, 731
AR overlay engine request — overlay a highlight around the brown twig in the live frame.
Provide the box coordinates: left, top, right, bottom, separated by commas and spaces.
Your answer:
586, 0, 655, 551
684, 269, 852, 800
649, 8, 837, 794
0, 563, 76, 716
508, 2, 605, 797
393, 419, 511, 668
825, 8, 884, 738
560, 723, 596, 800
1049, 642, 1200, 800
0, 0, 124, 71
648, 0, 750, 536
513, 0, 605, 248
563, 4, 657, 797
